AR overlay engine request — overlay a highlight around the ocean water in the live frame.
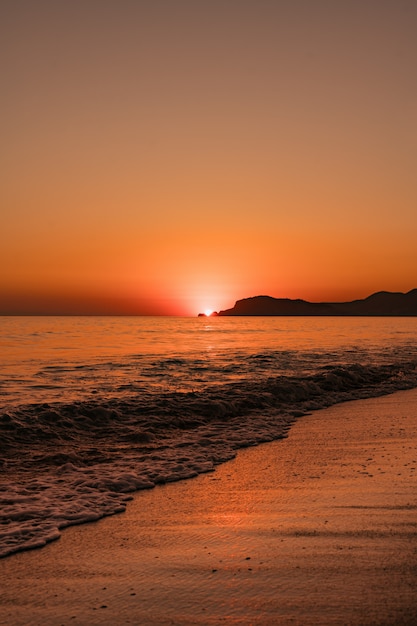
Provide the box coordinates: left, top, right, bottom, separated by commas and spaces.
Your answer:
1, 315, 417, 558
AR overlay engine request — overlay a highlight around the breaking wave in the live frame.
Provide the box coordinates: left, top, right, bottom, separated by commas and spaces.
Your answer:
1, 359, 417, 558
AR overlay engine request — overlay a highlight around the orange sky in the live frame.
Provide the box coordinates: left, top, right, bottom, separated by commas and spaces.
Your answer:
1, 0, 417, 315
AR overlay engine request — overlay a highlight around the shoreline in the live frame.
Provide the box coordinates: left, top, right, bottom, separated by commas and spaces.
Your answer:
3, 361, 417, 560
1, 388, 417, 624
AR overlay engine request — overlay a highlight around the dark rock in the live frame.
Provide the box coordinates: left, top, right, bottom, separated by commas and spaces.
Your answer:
216, 290, 417, 317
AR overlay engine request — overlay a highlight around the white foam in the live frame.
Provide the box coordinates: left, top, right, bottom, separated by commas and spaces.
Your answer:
1, 361, 417, 558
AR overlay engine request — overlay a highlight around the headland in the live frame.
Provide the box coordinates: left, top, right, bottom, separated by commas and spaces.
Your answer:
199, 289, 417, 317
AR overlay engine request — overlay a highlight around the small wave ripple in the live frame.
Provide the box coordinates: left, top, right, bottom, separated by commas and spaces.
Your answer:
1, 361, 417, 558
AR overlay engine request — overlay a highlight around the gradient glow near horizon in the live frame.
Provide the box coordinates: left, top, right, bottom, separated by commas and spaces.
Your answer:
1, 0, 416, 316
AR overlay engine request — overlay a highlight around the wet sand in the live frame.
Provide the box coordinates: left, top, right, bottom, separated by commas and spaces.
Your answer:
1, 388, 417, 625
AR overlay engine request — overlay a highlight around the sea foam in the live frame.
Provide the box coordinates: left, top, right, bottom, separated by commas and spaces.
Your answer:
1, 361, 417, 558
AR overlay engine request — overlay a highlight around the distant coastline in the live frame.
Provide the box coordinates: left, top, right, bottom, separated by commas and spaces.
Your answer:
199, 289, 417, 317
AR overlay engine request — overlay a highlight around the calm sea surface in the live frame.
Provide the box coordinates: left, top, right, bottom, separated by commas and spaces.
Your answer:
1, 315, 417, 558
1, 315, 417, 408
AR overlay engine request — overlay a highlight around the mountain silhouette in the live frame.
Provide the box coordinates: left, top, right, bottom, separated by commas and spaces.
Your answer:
206, 290, 417, 316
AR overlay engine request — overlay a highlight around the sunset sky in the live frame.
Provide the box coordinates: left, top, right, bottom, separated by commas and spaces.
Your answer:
2, 0, 416, 316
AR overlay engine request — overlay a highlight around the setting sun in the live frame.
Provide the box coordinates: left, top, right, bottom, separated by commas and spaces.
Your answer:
204, 309, 213, 317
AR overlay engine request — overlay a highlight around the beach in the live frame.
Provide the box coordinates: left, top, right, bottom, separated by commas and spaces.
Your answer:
1, 388, 417, 625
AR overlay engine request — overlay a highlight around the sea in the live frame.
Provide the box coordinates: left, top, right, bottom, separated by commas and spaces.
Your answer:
1, 315, 417, 558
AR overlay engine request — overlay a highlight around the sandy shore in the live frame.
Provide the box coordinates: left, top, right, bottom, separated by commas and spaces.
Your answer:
1, 388, 417, 625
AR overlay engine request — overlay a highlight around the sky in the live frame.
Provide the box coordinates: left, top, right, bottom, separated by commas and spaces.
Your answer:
1, 0, 416, 316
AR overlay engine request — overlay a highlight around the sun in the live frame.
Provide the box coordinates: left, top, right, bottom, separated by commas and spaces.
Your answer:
204, 309, 213, 317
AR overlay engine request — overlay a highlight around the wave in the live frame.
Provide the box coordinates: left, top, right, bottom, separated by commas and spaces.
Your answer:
1, 361, 417, 558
